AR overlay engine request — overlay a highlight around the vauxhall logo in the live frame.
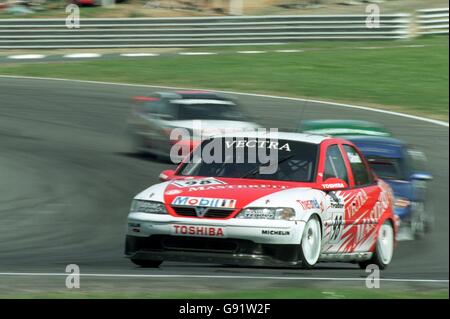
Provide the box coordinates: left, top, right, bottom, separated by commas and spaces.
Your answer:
195, 207, 208, 218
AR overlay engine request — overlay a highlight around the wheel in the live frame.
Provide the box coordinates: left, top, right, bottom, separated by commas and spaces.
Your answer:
423, 202, 435, 233
411, 205, 426, 240
130, 258, 162, 268
359, 220, 394, 270
125, 126, 146, 154
299, 216, 322, 269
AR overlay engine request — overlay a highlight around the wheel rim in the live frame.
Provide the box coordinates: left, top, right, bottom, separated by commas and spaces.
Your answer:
301, 217, 321, 265
377, 223, 394, 265
411, 215, 425, 235
411, 204, 425, 236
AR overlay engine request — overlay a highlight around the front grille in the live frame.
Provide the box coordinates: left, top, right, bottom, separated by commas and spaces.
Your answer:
172, 206, 234, 219
172, 206, 197, 217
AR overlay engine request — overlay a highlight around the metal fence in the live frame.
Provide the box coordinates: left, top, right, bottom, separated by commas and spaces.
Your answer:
417, 8, 449, 35
0, 14, 411, 49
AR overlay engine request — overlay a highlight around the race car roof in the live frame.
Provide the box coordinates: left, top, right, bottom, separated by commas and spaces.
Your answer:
155, 91, 230, 101
299, 119, 391, 137
344, 136, 406, 158
214, 131, 330, 144
169, 99, 236, 105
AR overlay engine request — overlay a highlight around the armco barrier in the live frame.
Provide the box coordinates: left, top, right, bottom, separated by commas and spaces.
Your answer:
0, 14, 411, 49
417, 8, 449, 35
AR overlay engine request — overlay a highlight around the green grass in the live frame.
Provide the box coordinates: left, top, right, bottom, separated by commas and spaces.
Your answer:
0, 37, 448, 120
2, 287, 448, 299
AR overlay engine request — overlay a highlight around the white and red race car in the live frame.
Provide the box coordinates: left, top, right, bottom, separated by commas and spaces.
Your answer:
125, 132, 397, 269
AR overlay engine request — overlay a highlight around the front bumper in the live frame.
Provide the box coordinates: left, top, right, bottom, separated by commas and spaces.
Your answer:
125, 235, 302, 266
126, 213, 305, 266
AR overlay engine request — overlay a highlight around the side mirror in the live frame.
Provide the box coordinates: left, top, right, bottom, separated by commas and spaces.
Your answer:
321, 178, 348, 191
410, 172, 433, 181
159, 169, 176, 182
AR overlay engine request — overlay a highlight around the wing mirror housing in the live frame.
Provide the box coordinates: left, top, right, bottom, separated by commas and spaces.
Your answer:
321, 178, 348, 191
159, 169, 176, 182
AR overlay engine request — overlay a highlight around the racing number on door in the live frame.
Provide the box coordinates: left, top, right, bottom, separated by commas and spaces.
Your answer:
172, 178, 225, 188
330, 212, 344, 243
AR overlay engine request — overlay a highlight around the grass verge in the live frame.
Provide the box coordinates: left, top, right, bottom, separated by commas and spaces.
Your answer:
0, 37, 448, 120
1, 287, 448, 299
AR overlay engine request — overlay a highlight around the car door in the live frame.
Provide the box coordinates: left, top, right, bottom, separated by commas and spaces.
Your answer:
132, 96, 163, 150
140, 98, 176, 154
340, 144, 383, 253
406, 148, 429, 202
319, 143, 352, 254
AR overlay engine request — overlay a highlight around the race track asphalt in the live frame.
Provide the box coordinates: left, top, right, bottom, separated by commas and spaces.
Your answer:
0, 76, 448, 294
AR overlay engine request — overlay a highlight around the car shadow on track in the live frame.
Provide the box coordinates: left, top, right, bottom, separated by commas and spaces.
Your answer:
148, 263, 361, 272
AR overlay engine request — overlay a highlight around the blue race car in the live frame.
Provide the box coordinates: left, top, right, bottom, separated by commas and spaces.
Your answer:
344, 135, 433, 240
297, 120, 433, 240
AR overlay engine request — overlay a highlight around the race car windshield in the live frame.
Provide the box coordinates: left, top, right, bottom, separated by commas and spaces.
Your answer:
174, 103, 246, 121
177, 138, 319, 182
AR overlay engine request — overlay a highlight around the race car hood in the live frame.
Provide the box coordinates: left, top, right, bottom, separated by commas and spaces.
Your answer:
135, 177, 314, 210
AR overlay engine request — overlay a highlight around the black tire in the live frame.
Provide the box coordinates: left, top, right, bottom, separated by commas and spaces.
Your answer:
410, 203, 427, 240
424, 203, 435, 233
130, 134, 147, 156
131, 259, 162, 268
359, 221, 394, 270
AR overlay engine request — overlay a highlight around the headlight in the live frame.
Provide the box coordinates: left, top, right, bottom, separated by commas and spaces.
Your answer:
130, 200, 168, 214
236, 207, 295, 220
394, 197, 410, 208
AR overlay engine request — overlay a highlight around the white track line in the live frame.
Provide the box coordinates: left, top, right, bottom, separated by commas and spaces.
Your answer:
356, 46, 385, 50
7, 54, 46, 59
0, 272, 447, 283
178, 52, 217, 56
237, 50, 267, 54
275, 49, 303, 53
63, 53, 102, 58
0, 75, 447, 128
402, 44, 426, 48
120, 53, 159, 57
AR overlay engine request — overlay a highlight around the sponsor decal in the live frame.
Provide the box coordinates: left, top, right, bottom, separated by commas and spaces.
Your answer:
171, 178, 226, 188
322, 182, 345, 189
347, 153, 362, 164
242, 210, 275, 219
128, 222, 141, 233
348, 189, 369, 218
173, 225, 225, 237
261, 230, 290, 236
172, 196, 237, 209
225, 140, 291, 152
330, 198, 344, 209
297, 199, 321, 210
187, 184, 288, 192
369, 188, 390, 219
165, 189, 183, 195
329, 212, 344, 243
